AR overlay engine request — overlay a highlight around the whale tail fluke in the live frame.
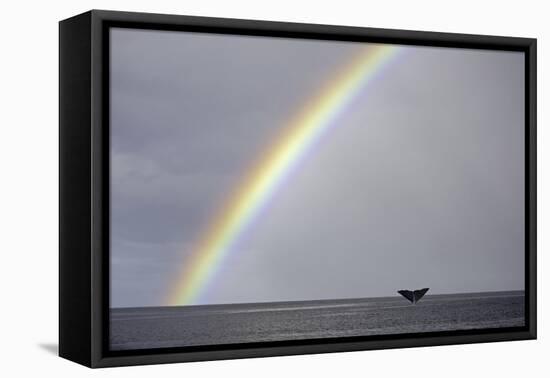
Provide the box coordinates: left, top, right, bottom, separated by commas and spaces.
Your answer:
398, 288, 429, 304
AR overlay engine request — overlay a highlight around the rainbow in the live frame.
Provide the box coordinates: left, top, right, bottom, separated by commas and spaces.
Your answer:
168, 43, 400, 306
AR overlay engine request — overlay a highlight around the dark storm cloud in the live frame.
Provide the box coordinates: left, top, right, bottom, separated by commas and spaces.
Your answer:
110, 28, 524, 307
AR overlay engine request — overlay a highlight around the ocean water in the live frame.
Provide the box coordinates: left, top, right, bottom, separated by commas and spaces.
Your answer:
110, 291, 524, 351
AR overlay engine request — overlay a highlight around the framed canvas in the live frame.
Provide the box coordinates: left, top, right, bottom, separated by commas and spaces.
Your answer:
59, 10, 537, 368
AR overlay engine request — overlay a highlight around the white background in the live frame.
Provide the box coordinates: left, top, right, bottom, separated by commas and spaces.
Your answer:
0, 0, 546, 376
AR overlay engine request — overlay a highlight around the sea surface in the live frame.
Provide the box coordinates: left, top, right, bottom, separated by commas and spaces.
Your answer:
110, 291, 524, 351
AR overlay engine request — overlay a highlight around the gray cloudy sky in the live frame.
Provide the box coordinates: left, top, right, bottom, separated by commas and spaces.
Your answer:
110, 28, 525, 308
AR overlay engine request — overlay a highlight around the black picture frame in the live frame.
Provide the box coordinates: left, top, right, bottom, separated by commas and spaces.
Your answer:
59, 9, 537, 368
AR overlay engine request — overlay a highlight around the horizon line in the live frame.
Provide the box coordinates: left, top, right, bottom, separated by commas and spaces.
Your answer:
112, 288, 525, 310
